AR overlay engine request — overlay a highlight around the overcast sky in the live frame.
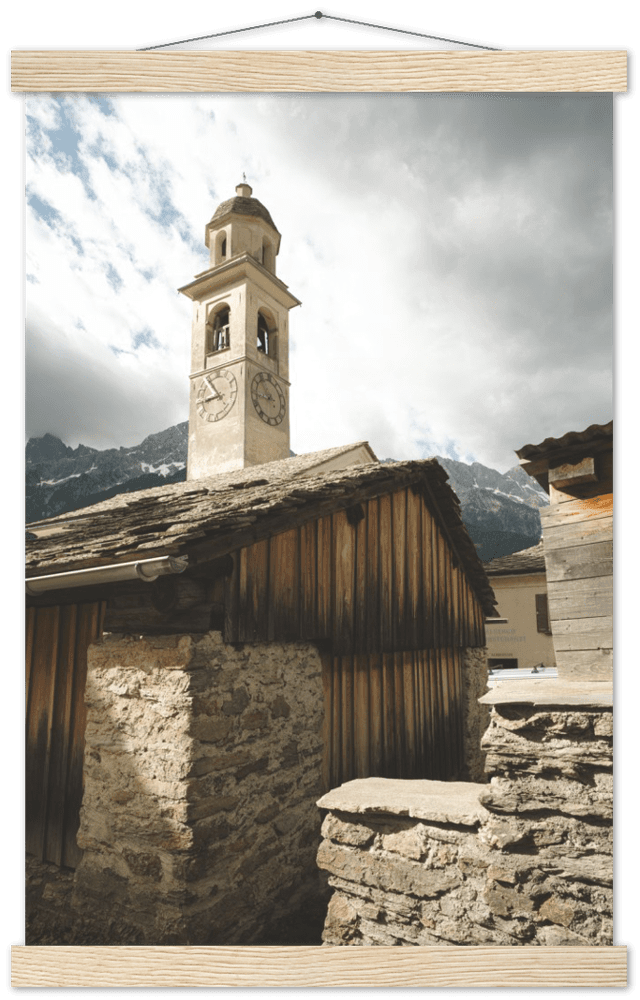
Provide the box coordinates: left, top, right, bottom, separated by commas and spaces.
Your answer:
25, 92, 612, 472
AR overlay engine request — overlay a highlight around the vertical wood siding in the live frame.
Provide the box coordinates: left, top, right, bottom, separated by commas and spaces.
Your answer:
226, 486, 486, 653
321, 648, 465, 789
26, 601, 105, 868
225, 485, 484, 789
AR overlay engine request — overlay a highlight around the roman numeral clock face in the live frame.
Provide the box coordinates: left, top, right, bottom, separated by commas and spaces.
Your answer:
251, 372, 286, 425
196, 370, 238, 422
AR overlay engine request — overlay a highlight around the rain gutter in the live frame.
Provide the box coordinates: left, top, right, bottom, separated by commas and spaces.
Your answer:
25, 555, 188, 596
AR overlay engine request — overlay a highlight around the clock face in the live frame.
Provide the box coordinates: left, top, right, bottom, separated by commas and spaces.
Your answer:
196, 369, 238, 422
251, 372, 286, 425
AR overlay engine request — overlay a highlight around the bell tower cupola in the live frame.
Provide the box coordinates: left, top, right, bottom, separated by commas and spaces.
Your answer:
179, 183, 300, 479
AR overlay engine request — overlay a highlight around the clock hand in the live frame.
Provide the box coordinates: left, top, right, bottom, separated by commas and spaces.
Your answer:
204, 376, 222, 400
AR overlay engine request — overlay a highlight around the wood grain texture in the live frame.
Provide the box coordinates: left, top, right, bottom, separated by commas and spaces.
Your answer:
545, 540, 613, 583
11, 944, 627, 987
11, 50, 627, 93
541, 493, 613, 528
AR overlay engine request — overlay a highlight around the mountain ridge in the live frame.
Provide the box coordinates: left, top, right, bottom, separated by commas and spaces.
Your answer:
26, 425, 547, 560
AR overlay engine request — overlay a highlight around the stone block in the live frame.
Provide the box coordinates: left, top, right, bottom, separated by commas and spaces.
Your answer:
536, 925, 588, 946
482, 884, 534, 919
317, 841, 461, 899
321, 814, 375, 848
317, 778, 488, 826
221, 687, 250, 716
269, 695, 291, 718
538, 895, 575, 927
191, 716, 233, 743
122, 850, 163, 882
234, 756, 269, 781
380, 823, 430, 861
242, 709, 268, 730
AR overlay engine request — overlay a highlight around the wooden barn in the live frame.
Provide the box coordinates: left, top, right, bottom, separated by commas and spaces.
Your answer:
516, 420, 613, 681
25, 451, 499, 944
26, 452, 495, 868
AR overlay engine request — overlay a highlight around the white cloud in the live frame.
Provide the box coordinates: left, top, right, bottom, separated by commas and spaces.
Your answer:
25, 93, 612, 470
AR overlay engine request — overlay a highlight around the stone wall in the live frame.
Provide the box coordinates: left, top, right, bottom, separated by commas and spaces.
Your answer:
461, 646, 489, 783
317, 685, 612, 947
68, 631, 327, 945
26, 855, 76, 945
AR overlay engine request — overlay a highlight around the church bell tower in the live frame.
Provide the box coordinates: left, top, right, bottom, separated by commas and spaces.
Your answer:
179, 182, 300, 479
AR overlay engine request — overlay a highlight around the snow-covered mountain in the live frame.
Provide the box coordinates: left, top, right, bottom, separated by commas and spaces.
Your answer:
434, 456, 547, 561
26, 425, 547, 561
26, 423, 188, 523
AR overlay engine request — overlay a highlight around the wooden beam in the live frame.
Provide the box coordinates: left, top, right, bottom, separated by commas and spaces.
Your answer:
549, 456, 597, 489
103, 577, 215, 635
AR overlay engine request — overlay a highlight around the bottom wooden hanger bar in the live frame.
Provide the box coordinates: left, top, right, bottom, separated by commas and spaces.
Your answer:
12, 944, 627, 988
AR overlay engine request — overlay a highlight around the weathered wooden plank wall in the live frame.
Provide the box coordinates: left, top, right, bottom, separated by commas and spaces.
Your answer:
541, 450, 613, 679
322, 648, 464, 789
26, 602, 105, 868
226, 486, 486, 654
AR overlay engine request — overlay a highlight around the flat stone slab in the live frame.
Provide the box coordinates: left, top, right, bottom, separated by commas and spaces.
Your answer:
479, 679, 613, 707
317, 777, 489, 826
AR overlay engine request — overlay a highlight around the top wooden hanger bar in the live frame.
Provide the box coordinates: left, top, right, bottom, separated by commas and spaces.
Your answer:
11, 50, 627, 92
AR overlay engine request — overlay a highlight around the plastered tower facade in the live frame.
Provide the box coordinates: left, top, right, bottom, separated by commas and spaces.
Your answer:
180, 183, 300, 479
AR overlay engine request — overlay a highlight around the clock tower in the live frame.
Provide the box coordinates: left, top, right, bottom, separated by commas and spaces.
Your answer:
179, 182, 300, 479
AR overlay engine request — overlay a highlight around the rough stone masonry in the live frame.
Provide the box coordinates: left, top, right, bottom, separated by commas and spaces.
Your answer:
70, 631, 327, 945
317, 688, 612, 946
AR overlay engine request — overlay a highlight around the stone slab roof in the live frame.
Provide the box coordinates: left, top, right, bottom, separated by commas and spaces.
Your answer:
517, 420, 612, 462
484, 541, 546, 576
26, 448, 496, 615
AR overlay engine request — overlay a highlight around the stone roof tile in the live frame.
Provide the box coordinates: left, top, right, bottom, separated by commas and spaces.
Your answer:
483, 541, 546, 576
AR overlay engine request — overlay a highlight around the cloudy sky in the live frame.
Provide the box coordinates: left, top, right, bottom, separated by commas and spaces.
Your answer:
25, 92, 612, 472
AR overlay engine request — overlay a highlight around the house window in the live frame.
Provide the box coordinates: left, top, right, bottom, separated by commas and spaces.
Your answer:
535, 593, 552, 635
208, 306, 230, 353
488, 658, 518, 671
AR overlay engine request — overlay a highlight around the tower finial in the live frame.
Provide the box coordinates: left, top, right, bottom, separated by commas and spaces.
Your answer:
235, 177, 253, 197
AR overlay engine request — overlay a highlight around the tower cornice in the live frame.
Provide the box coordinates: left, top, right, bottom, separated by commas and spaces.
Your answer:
178, 253, 301, 309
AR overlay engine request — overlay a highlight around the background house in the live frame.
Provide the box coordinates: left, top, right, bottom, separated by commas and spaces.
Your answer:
483, 541, 556, 672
